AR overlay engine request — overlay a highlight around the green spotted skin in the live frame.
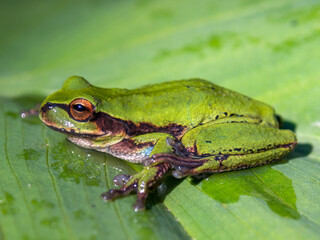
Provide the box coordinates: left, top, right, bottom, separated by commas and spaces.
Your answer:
182, 119, 295, 157
40, 76, 297, 211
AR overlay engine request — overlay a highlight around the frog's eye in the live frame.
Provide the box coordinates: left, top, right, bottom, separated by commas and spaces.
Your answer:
69, 98, 94, 122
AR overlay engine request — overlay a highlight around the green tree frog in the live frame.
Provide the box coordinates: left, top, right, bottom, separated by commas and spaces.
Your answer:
40, 76, 297, 211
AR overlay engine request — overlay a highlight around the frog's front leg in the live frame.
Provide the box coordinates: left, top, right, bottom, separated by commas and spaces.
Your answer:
102, 161, 171, 211
101, 133, 176, 211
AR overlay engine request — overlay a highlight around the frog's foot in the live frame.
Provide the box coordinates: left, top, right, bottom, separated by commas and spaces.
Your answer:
144, 153, 208, 179
101, 162, 171, 211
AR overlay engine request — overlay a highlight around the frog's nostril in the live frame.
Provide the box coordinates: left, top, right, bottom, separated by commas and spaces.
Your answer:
47, 103, 54, 109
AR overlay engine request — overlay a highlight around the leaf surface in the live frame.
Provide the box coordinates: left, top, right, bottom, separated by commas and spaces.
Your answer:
1, 0, 319, 239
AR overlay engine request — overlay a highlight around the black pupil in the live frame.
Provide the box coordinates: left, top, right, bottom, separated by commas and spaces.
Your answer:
73, 104, 87, 112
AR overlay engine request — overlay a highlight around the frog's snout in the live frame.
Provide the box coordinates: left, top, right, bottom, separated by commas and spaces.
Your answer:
39, 102, 68, 125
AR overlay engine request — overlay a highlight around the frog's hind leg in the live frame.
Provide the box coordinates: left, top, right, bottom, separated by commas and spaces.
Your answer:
166, 147, 293, 179
145, 146, 296, 180
158, 121, 297, 179
143, 145, 275, 180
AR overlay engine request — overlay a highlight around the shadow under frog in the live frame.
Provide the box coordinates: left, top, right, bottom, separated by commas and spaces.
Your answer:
199, 165, 300, 219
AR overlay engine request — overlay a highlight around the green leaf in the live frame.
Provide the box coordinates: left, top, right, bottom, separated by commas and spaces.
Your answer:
1, 0, 320, 239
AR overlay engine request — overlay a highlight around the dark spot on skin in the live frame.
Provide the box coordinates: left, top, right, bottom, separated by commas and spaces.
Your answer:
205, 140, 211, 143
257, 147, 268, 153
215, 115, 219, 120
234, 148, 242, 152
199, 153, 212, 158
229, 114, 244, 118
214, 155, 229, 161
223, 112, 228, 116
230, 121, 247, 124
247, 149, 254, 154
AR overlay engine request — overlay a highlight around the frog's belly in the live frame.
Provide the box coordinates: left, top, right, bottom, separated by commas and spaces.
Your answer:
67, 135, 153, 163
102, 146, 153, 163
103, 138, 155, 163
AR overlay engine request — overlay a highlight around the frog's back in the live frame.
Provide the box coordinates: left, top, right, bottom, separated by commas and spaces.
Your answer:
100, 79, 278, 130
129, 79, 214, 94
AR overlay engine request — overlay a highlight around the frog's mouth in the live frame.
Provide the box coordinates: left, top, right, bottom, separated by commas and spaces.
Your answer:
46, 124, 106, 138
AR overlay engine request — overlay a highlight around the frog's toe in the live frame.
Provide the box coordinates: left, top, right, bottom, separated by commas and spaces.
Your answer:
172, 170, 185, 179
171, 161, 208, 178
113, 174, 131, 187
133, 192, 148, 212
170, 164, 191, 178
101, 179, 149, 210
101, 184, 135, 201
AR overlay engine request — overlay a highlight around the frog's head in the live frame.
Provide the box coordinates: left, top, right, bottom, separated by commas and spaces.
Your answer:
39, 76, 126, 145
